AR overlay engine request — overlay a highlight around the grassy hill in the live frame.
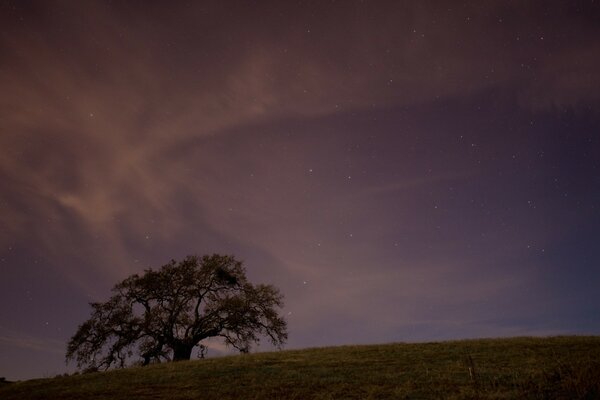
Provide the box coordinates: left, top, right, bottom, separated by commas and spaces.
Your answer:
1, 336, 599, 399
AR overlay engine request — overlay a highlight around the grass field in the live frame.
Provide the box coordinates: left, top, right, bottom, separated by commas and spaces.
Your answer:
1, 336, 599, 399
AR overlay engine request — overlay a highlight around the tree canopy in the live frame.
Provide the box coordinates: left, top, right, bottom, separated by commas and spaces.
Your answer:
66, 254, 287, 371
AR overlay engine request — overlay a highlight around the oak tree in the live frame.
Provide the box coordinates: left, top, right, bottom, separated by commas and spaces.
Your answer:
66, 254, 287, 371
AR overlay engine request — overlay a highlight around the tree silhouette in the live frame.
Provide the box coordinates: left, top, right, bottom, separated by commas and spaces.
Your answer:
66, 254, 287, 371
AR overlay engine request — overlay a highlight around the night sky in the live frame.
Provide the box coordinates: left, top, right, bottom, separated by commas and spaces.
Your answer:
1, 1, 600, 381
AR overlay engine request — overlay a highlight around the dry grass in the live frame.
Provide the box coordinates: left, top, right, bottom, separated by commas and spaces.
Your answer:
1, 336, 599, 399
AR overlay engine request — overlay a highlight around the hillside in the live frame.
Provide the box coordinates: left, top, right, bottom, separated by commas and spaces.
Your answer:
1, 336, 599, 399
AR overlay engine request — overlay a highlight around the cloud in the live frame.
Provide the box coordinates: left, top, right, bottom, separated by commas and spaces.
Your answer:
362, 170, 477, 197
519, 42, 600, 111
0, 327, 64, 355
0, 0, 598, 294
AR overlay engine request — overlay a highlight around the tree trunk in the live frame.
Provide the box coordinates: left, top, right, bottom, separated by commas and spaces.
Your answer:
172, 344, 194, 361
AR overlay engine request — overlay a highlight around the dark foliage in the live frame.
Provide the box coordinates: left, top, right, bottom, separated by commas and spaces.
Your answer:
66, 254, 287, 371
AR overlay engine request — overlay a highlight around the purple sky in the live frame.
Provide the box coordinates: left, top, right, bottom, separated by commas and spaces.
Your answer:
1, 1, 599, 380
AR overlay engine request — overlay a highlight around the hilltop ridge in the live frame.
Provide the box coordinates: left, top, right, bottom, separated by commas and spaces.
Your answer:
1, 336, 599, 399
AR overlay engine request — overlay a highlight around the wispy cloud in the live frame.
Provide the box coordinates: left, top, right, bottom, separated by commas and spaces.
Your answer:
0, 327, 64, 355
1, 1, 597, 292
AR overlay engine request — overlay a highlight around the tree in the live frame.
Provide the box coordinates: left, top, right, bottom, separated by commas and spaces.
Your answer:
66, 254, 287, 371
